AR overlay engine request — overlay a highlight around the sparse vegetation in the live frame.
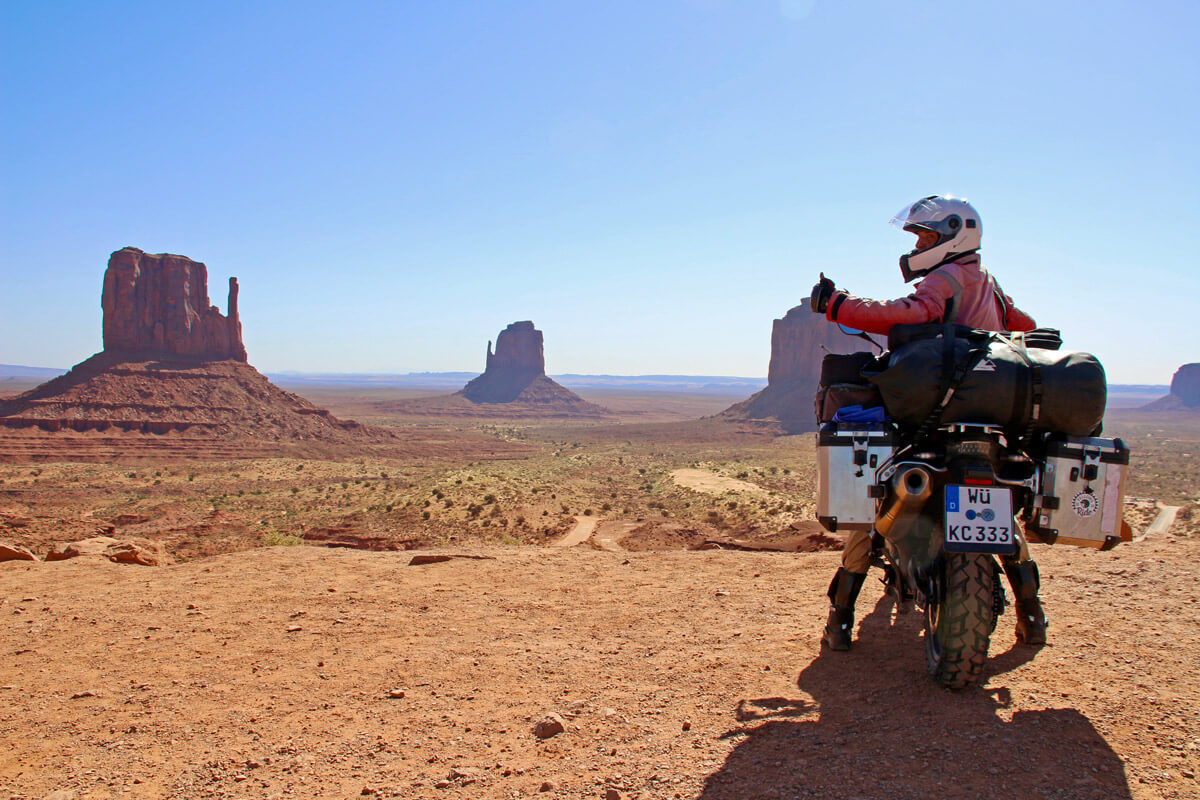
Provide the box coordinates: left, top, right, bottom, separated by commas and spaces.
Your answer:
4, 397, 1187, 564
263, 531, 304, 546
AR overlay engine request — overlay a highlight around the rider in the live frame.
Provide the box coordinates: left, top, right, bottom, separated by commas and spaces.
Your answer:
810, 194, 1047, 651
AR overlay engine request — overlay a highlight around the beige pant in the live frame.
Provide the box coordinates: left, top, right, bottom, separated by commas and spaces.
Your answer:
841, 527, 1032, 573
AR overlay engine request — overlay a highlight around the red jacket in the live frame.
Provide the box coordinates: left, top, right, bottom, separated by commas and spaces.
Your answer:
826, 255, 1036, 335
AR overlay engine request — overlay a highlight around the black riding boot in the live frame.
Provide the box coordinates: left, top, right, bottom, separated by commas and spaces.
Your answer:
822, 568, 867, 651
1004, 559, 1047, 645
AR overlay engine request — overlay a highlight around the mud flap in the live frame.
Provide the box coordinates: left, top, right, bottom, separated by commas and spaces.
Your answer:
990, 559, 1006, 633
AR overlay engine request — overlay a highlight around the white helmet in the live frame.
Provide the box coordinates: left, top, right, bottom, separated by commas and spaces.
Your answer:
891, 195, 982, 282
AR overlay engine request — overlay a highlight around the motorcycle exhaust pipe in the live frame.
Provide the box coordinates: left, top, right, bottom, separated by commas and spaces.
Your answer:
875, 466, 933, 538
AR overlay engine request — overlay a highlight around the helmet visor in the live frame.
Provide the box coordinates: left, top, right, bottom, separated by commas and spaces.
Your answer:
889, 197, 943, 232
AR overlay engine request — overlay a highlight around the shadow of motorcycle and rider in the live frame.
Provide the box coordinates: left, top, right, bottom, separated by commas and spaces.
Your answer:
697, 594, 1132, 800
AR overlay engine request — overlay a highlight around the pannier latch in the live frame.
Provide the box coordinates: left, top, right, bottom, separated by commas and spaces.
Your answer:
852, 435, 869, 474
1081, 447, 1101, 482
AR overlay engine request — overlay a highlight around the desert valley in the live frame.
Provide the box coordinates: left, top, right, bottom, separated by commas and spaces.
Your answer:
1, 250, 1198, 800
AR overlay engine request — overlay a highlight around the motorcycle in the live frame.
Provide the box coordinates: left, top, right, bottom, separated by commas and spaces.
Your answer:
871, 422, 1037, 688
816, 324, 1130, 689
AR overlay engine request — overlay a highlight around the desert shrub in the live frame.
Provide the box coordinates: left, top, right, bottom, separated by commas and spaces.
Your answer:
421, 511, 431, 520
601, 502, 612, 511
188, 474, 196, 481
263, 531, 303, 547
483, 493, 497, 504
583, 508, 593, 516
727, 501, 738, 510
291, 488, 299, 495
467, 503, 483, 518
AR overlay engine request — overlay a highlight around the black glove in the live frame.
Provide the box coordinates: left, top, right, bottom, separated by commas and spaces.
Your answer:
810, 273, 836, 314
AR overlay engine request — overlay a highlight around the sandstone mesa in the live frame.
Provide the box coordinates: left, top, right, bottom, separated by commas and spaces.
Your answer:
721, 300, 863, 432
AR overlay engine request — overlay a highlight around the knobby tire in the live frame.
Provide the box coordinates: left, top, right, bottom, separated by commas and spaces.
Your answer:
925, 552, 995, 689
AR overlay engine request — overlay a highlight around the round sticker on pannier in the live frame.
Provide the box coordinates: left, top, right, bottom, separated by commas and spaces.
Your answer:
1072, 491, 1099, 518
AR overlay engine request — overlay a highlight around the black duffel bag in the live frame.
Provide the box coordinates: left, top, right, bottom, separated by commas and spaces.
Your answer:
865, 324, 1106, 436
814, 351, 886, 423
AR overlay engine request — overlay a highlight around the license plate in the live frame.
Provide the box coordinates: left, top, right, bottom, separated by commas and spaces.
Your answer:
944, 485, 1016, 554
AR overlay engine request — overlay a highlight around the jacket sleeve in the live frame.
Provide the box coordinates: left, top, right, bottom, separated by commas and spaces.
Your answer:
998, 289, 1037, 332
825, 273, 954, 335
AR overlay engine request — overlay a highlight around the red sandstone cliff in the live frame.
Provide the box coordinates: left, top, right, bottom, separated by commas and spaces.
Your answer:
1170, 364, 1200, 407
102, 247, 246, 361
0, 247, 435, 458
457, 322, 608, 414
721, 301, 867, 432
1142, 363, 1200, 411
485, 321, 544, 376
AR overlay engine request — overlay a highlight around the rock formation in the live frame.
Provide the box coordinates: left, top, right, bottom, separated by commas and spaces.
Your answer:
1142, 363, 1200, 412
461, 321, 546, 402
102, 247, 246, 361
721, 301, 867, 432
456, 322, 608, 415
1170, 364, 1200, 407
0, 246, 455, 459
486, 321, 545, 375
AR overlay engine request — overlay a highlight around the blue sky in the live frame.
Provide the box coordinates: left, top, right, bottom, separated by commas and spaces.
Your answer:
2, 0, 1197, 382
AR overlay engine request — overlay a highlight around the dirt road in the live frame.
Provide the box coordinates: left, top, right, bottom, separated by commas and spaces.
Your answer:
3, 533, 1198, 800
554, 516, 600, 548
670, 469, 767, 496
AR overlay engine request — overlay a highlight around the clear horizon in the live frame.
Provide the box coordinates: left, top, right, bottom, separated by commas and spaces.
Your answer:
3, 1, 1197, 384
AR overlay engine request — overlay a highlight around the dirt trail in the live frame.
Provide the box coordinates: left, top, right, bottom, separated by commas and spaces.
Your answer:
2, 536, 1198, 800
670, 468, 766, 496
552, 516, 599, 547
1141, 503, 1182, 540
592, 520, 642, 553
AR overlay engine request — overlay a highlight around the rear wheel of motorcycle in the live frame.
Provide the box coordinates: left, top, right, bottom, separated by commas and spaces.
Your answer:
925, 553, 994, 690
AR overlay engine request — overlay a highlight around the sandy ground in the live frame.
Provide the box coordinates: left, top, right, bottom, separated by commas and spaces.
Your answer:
3, 529, 1198, 800
669, 470, 767, 496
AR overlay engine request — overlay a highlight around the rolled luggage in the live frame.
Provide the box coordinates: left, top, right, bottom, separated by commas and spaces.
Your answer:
865, 324, 1106, 436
